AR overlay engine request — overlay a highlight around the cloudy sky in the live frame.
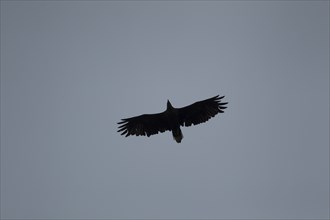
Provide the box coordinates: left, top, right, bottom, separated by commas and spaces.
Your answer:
1, 1, 329, 219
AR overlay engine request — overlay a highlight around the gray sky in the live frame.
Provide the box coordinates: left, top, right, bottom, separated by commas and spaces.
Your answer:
1, 1, 329, 219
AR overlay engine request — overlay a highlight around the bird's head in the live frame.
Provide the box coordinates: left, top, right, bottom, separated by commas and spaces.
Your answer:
167, 100, 173, 110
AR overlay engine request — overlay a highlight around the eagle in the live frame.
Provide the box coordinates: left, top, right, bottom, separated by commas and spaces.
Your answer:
117, 95, 228, 143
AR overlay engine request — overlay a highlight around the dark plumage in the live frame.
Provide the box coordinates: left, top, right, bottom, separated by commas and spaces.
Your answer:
117, 95, 228, 143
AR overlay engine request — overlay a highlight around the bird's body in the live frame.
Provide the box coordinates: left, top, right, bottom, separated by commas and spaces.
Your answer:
117, 95, 228, 143
165, 100, 183, 143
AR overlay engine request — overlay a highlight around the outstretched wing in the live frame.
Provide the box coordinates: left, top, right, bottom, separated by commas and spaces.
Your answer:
117, 112, 171, 137
178, 95, 228, 127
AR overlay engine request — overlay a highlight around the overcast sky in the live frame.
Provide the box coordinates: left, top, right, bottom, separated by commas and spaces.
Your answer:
1, 1, 329, 219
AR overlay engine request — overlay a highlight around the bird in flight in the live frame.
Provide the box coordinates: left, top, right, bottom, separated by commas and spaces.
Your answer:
117, 95, 228, 143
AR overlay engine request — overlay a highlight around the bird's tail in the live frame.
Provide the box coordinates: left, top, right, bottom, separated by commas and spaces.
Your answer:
172, 127, 183, 143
